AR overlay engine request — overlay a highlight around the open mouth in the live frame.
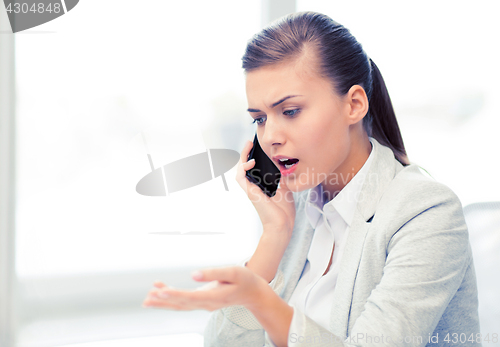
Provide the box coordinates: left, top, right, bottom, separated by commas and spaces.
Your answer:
278, 158, 299, 170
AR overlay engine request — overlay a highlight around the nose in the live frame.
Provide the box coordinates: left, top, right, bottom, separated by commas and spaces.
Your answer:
260, 115, 285, 148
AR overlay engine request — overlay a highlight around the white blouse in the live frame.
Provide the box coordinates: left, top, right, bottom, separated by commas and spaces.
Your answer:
286, 137, 375, 345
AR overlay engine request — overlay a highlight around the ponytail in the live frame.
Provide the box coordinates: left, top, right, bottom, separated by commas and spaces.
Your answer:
367, 59, 410, 166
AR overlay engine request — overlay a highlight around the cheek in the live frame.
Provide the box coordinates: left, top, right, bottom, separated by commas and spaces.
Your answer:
300, 124, 347, 177
302, 120, 338, 160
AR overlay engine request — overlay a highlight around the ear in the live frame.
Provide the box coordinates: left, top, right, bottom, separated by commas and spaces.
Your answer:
345, 85, 369, 125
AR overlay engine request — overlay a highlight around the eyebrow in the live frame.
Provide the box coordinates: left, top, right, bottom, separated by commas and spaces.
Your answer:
247, 95, 302, 113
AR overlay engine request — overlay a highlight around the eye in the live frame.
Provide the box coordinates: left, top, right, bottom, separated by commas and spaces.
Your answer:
283, 108, 300, 117
251, 116, 266, 126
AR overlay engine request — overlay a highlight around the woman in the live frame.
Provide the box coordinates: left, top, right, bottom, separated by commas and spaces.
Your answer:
143, 11, 480, 346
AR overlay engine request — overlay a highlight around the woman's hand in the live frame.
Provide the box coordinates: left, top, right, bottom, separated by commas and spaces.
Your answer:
142, 266, 268, 312
142, 267, 294, 347
235, 140, 296, 238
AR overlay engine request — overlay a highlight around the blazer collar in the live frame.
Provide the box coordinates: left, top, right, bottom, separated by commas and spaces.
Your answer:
356, 136, 404, 223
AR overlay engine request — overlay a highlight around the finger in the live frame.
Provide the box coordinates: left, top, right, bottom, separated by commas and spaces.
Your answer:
152, 288, 215, 311
193, 280, 221, 291
158, 284, 236, 311
235, 140, 253, 183
146, 290, 163, 299
142, 296, 183, 310
153, 281, 167, 288
240, 140, 253, 163
148, 281, 239, 311
236, 158, 256, 182
191, 266, 242, 283
158, 287, 214, 301
145, 292, 188, 311
236, 139, 273, 199
236, 160, 257, 188
246, 178, 270, 203
236, 163, 271, 204
236, 141, 255, 176
147, 286, 174, 298
236, 140, 256, 185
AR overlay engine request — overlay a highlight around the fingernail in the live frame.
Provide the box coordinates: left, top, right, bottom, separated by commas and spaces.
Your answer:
192, 270, 203, 280
159, 292, 169, 299
248, 159, 255, 163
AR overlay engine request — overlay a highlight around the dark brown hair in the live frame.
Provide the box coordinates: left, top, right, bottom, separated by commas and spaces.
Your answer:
242, 11, 410, 166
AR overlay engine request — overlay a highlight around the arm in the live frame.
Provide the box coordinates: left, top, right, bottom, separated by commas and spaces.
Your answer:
246, 231, 291, 283
202, 266, 320, 347
203, 228, 290, 347
203, 188, 300, 346
246, 282, 294, 347
152, 146, 300, 346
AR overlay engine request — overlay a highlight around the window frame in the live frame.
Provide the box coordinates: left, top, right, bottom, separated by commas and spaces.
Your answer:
0, 7, 18, 347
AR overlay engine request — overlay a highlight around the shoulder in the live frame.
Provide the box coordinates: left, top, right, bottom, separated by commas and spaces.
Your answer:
373, 163, 469, 250
377, 163, 464, 221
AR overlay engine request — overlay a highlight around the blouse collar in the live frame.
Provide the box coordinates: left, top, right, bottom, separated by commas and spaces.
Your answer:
305, 137, 375, 228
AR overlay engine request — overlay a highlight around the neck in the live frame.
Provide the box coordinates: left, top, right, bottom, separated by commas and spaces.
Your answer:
321, 134, 372, 202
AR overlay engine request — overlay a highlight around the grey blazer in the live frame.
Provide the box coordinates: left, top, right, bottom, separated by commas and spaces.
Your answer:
204, 137, 481, 346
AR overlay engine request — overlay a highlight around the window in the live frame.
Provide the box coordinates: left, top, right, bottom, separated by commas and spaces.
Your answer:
15, 0, 263, 279
9, 1, 269, 345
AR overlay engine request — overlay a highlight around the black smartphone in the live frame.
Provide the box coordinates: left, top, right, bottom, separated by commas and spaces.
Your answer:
245, 133, 281, 197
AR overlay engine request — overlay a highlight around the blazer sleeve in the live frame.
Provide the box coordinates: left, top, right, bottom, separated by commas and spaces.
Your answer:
271, 181, 472, 346
204, 191, 306, 347
203, 266, 286, 347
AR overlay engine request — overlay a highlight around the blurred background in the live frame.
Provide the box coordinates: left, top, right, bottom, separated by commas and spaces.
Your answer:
1, 1, 498, 346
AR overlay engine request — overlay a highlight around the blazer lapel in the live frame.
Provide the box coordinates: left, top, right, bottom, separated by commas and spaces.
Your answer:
328, 138, 402, 338
281, 196, 316, 302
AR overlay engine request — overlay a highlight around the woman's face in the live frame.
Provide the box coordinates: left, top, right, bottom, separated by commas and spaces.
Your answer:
245, 56, 369, 197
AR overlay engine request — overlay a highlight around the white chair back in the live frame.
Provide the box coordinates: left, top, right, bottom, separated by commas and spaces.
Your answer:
463, 201, 500, 336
